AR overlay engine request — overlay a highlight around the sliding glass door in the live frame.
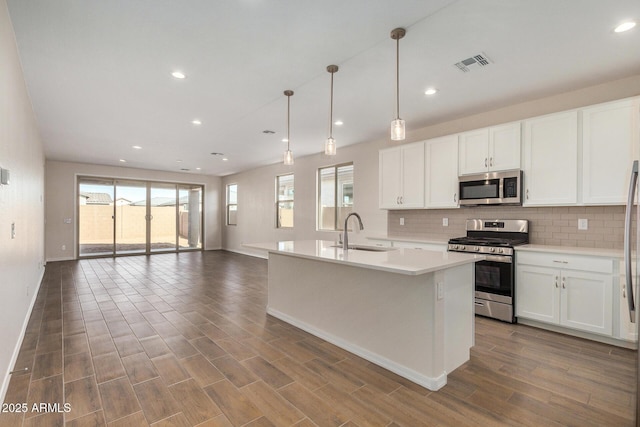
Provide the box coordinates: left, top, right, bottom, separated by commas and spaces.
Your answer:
78, 177, 204, 258
78, 178, 115, 257
115, 180, 147, 255
150, 183, 178, 252
179, 185, 203, 250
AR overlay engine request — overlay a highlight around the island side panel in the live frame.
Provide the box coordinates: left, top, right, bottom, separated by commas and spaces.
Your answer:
442, 264, 475, 374
266, 252, 472, 390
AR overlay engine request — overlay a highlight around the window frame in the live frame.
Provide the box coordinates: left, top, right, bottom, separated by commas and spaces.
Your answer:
226, 183, 238, 226
275, 173, 294, 229
317, 162, 354, 231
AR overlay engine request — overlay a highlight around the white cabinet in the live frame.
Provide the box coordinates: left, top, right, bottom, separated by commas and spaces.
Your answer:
379, 142, 425, 209
581, 98, 640, 205
425, 135, 459, 208
523, 111, 578, 206
458, 122, 521, 175
516, 251, 613, 336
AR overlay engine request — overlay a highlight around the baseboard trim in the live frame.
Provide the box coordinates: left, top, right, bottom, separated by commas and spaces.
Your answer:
267, 307, 447, 391
0, 267, 46, 403
224, 248, 268, 259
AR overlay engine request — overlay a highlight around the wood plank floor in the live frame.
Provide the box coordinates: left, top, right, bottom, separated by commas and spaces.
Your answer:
0, 251, 635, 426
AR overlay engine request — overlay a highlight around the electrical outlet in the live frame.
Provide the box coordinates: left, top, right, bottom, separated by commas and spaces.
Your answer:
442, 218, 449, 227
11, 222, 15, 239
61, 244, 66, 251
436, 282, 444, 300
399, 217, 405, 226
578, 218, 588, 230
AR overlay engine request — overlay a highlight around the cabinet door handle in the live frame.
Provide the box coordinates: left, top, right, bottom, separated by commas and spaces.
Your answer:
484, 157, 488, 167
555, 276, 559, 288
453, 193, 457, 202
526, 189, 529, 200
562, 277, 566, 289
623, 284, 627, 298
400, 196, 403, 204
489, 157, 493, 167
552, 260, 569, 264
396, 196, 400, 204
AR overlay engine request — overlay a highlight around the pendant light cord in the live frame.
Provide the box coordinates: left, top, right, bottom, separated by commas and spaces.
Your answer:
287, 93, 291, 151
329, 71, 334, 139
395, 36, 400, 120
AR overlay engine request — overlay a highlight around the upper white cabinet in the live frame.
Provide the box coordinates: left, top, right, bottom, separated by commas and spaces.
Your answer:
581, 98, 640, 205
379, 142, 425, 209
425, 135, 459, 208
523, 111, 578, 206
458, 122, 521, 175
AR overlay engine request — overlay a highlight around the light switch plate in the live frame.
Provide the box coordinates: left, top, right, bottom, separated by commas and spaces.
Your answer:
578, 218, 588, 230
442, 218, 449, 227
0, 168, 9, 185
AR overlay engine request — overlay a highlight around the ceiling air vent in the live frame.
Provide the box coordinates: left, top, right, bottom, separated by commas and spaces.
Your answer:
454, 53, 492, 73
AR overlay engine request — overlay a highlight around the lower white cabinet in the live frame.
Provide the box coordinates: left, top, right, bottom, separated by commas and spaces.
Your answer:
516, 251, 613, 336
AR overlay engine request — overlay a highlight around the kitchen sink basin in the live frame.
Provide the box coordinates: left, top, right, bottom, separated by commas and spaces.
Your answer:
331, 244, 396, 252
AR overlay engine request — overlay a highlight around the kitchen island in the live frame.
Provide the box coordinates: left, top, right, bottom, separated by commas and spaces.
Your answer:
244, 240, 483, 391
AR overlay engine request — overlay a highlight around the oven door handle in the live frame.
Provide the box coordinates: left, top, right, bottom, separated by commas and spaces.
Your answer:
482, 255, 512, 263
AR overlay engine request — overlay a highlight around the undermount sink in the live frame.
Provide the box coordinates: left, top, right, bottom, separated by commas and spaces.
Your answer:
331, 244, 396, 252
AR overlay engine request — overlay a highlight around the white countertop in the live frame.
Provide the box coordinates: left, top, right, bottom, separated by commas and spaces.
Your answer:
244, 240, 484, 275
515, 244, 623, 259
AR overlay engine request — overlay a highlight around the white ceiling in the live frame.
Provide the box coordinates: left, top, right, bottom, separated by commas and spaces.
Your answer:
7, 0, 640, 176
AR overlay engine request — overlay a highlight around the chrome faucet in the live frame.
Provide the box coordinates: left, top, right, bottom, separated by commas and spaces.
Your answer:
343, 212, 364, 250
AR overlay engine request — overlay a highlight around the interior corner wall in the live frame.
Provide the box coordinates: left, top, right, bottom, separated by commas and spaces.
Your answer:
45, 160, 222, 261
0, 0, 46, 402
221, 141, 387, 257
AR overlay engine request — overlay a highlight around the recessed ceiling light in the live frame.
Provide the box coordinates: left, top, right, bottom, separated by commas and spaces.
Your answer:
176, 160, 183, 163
191, 119, 202, 125
196, 167, 201, 170
171, 71, 186, 79
222, 158, 229, 162
119, 159, 127, 163
132, 145, 142, 150
424, 88, 438, 95
334, 120, 343, 126
282, 138, 288, 142
615, 21, 637, 33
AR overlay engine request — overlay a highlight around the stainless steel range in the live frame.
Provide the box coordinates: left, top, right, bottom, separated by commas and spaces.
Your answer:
448, 219, 529, 323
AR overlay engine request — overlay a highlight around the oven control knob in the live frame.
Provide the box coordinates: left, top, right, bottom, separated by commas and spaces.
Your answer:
460, 245, 466, 250
498, 248, 504, 254
450, 245, 457, 250
490, 247, 495, 253
474, 246, 480, 252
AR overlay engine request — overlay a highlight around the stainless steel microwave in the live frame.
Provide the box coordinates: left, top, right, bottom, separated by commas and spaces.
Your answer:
458, 170, 523, 206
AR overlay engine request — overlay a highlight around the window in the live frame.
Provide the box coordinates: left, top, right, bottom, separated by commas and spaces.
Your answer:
276, 174, 294, 228
227, 183, 238, 225
318, 163, 354, 231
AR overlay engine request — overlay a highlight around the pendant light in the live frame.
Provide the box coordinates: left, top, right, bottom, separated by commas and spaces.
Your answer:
283, 90, 294, 165
324, 65, 339, 156
390, 27, 406, 141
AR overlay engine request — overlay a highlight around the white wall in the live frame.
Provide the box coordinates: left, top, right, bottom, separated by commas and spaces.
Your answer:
45, 160, 222, 261
0, 0, 46, 401
221, 74, 640, 255
222, 141, 386, 257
